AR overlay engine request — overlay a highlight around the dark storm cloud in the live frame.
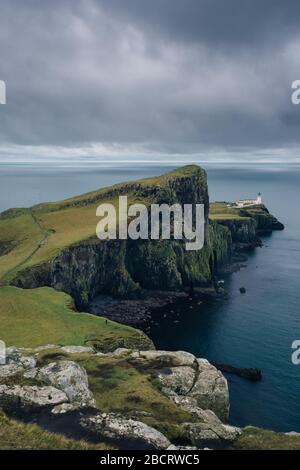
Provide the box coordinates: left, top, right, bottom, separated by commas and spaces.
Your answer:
0, 0, 300, 158
100, 0, 300, 47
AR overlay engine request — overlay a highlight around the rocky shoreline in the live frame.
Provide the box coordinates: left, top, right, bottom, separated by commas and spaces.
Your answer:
88, 287, 227, 328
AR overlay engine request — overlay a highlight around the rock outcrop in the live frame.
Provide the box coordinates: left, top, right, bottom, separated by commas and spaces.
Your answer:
184, 420, 240, 448
188, 359, 229, 421
129, 350, 229, 421
61, 346, 95, 354
36, 361, 96, 408
212, 362, 262, 381
0, 385, 68, 411
174, 395, 240, 447
0, 347, 36, 378
0, 345, 233, 449
216, 218, 258, 247
129, 349, 196, 368
0, 350, 97, 413
215, 205, 284, 254
81, 413, 171, 450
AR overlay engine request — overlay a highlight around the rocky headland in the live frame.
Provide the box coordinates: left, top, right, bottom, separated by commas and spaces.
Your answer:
0, 165, 288, 450
1, 165, 283, 320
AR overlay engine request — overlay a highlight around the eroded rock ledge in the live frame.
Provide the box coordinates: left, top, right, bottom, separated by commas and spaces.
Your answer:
0, 345, 240, 450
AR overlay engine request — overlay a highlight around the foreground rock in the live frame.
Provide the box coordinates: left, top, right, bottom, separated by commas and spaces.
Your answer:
171, 394, 240, 447
184, 421, 240, 448
188, 359, 229, 421
129, 350, 196, 368
36, 361, 96, 407
81, 413, 171, 450
0, 385, 68, 411
0, 347, 36, 378
157, 365, 196, 395
0, 345, 233, 449
133, 351, 230, 421
61, 346, 95, 354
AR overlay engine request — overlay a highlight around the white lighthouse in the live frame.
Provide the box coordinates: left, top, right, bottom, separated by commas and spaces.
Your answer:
256, 192, 262, 205
235, 192, 263, 208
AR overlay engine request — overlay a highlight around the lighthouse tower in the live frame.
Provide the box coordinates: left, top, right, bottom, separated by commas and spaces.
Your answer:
256, 192, 262, 205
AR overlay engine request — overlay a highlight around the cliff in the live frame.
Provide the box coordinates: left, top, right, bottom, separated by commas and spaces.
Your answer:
210, 202, 284, 253
0, 166, 283, 310
0, 166, 228, 309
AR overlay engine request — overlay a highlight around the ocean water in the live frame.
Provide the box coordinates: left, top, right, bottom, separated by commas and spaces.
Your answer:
0, 162, 300, 432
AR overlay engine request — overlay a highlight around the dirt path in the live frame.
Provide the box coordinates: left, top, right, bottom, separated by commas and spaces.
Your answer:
0, 210, 50, 284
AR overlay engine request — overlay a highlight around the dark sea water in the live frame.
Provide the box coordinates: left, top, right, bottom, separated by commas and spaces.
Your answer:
1, 162, 300, 432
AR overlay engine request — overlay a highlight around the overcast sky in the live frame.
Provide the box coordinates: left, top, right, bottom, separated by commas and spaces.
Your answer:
0, 0, 300, 164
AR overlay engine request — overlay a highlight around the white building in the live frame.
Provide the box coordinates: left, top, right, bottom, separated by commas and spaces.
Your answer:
235, 193, 262, 208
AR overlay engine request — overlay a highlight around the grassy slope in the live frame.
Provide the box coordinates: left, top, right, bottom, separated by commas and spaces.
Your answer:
0, 196, 139, 283
0, 210, 44, 280
209, 202, 249, 221
0, 286, 149, 350
0, 412, 112, 450
234, 427, 300, 450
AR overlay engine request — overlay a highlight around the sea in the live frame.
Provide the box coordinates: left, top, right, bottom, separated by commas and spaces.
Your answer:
0, 160, 300, 432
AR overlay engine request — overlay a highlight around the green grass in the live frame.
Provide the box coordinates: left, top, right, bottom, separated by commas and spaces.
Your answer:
209, 202, 269, 222
0, 210, 45, 281
0, 195, 152, 283
35, 349, 193, 442
0, 286, 150, 350
0, 411, 112, 450
234, 427, 300, 450
136, 164, 206, 186
209, 202, 249, 221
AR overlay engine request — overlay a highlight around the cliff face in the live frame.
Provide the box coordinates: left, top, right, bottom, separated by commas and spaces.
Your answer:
44, 230, 229, 313
241, 206, 284, 233
51, 228, 231, 310
214, 205, 284, 251
214, 218, 259, 249
11, 166, 232, 309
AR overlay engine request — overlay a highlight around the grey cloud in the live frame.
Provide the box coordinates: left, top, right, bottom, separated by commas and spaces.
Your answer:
100, 0, 300, 48
0, 0, 299, 156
